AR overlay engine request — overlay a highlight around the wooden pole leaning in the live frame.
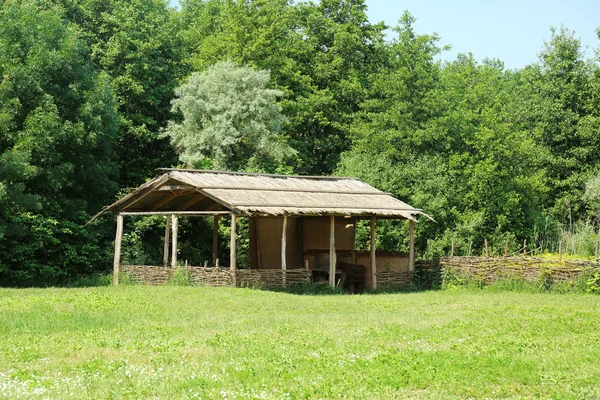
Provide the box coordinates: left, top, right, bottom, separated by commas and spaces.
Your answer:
163, 216, 171, 267
370, 216, 377, 290
281, 215, 288, 287
171, 214, 178, 268
329, 215, 336, 287
230, 214, 237, 286
113, 213, 124, 286
408, 219, 415, 272
212, 215, 220, 267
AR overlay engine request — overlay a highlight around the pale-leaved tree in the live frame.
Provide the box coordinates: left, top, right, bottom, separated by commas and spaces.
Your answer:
164, 61, 295, 171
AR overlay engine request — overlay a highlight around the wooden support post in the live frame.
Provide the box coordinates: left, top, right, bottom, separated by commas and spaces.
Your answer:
595, 231, 600, 262
212, 215, 220, 267
468, 241, 473, 257
451, 239, 454, 258
559, 240, 563, 260
370, 216, 377, 290
163, 216, 171, 267
282, 215, 288, 287
113, 214, 124, 286
484, 239, 489, 258
171, 214, 178, 268
409, 219, 415, 272
329, 215, 336, 287
523, 239, 527, 256
504, 239, 509, 257
230, 214, 237, 286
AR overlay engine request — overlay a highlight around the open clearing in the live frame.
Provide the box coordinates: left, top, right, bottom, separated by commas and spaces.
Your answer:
1, 287, 599, 399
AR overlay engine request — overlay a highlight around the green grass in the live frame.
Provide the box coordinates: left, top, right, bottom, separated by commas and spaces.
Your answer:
1, 287, 600, 399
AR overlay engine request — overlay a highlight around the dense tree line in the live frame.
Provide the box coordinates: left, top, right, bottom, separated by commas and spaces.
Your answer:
2, 0, 600, 284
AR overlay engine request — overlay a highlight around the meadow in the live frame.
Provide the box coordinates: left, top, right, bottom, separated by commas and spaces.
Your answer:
1, 286, 600, 399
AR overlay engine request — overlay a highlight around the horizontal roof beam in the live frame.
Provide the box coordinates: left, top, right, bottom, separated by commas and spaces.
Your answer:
120, 211, 232, 216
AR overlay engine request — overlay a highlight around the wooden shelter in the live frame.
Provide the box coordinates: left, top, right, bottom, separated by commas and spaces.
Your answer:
91, 169, 432, 289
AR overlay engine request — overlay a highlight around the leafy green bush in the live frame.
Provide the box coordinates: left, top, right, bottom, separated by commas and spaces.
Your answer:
167, 267, 192, 286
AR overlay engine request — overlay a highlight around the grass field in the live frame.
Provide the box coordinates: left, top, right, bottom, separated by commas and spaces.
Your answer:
1, 287, 600, 399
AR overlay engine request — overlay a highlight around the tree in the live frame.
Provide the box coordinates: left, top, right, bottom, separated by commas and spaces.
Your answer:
180, 0, 387, 174
0, 1, 120, 284
56, 0, 184, 186
164, 61, 295, 171
522, 27, 600, 222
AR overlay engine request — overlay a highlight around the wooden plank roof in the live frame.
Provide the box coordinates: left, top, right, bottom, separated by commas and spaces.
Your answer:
89, 169, 432, 222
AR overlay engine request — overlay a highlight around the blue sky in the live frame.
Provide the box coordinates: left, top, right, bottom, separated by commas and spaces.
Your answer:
367, 0, 600, 69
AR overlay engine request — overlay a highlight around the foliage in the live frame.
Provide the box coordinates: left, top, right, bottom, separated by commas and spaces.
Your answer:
0, 1, 119, 285
4, 0, 600, 284
164, 61, 295, 171
55, 0, 183, 186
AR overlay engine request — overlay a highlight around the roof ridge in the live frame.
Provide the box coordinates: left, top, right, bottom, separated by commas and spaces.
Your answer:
158, 168, 361, 181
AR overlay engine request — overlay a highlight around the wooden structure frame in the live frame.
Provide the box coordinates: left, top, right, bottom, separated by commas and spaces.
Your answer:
91, 169, 431, 289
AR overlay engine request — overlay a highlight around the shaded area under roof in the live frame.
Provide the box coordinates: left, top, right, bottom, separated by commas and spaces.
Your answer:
89, 169, 432, 223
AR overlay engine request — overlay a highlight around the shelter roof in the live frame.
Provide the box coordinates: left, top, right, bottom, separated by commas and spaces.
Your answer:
89, 169, 432, 222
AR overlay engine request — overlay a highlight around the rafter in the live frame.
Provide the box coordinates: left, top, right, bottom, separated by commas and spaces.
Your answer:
178, 194, 206, 211
150, 192, 178, 211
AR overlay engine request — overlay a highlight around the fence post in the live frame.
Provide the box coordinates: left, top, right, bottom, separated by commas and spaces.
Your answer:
523, 239, 527, 256
596, 230, 600, 262
468, 241, 472, 257
559, 240, 563, 261
451, 239, 454, 258
484, 239, 489, 258
504, 239, 509, 257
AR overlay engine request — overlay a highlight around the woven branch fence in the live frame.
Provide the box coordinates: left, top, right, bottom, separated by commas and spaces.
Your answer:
376, 271, 412, 288
122, 265, 311, 288
419, 256, 600, 285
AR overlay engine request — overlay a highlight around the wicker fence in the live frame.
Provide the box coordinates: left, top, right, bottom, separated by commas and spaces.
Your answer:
122, 265, 311, 289
432, 256, 600, 284
376, 270, 412, 288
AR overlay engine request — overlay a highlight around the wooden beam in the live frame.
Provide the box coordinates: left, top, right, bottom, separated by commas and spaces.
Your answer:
155, 185, 194, 191
282, 215, 287, 286
370, 216, 377, 290
249, 217, 258, 269
212, 215, 220, 267
120, 211, 231, 216
171, 214, 178, 268
151, 192, 178, 211
329, 215, 336, 287
409, 220, 415, 272
163, 216, 171, 267
230, 214, 237, 285
178, 194, 206, 211
352, 218, 357, 265
113, 214, 124, 286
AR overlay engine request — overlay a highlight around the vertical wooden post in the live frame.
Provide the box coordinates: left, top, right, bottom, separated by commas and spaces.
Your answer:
230, 214, 237, 286
504, 239, 509, 257
595, 231, 600, 262
329, 215, 336, 287
281, 215, 288, 286
450, 239, 454, 258
559, 240, 563, 260
468, 241, 473, 257
212, 215, 220, 267
171, 214, 178, 268
351, 218, 357, 265
163, 216, 170, 267
408, 219, 415, 272
370, 216, 377, 290
484, 239, 489, 258
523, 239, 527, 256
249, 217, 258, 269
113, 214, 124, 286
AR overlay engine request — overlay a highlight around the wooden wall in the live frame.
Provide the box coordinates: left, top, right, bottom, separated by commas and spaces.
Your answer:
252, 217, 303, 269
